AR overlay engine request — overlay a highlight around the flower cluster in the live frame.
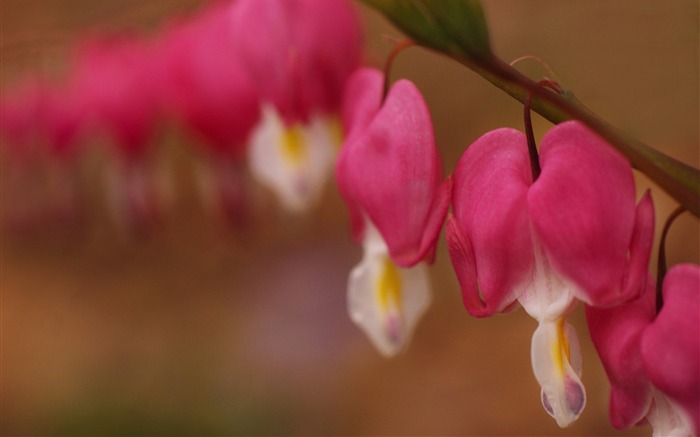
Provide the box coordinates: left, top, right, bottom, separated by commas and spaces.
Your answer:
336, 68, 451, 356
336, 66, 697, 435
1, 0, 362, 234
446, 122, 656, 427
587, 266, 699, 436
2, 1, 697, 435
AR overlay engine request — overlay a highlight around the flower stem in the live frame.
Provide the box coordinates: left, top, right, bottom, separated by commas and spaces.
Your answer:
523, 80, 562, 182
382, 40, 415, 102
523, 91, 541, 181
656, 206, 686, 312
451, 53, 700, 217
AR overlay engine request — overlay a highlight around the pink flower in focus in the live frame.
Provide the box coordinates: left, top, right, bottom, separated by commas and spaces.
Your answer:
336, 68, 451, 356
230, 0, 363, 213
587, 264, 699, 436
447, 121, 655, 426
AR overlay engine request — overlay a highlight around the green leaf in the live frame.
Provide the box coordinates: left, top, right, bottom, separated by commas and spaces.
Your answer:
361, 0, 491, 58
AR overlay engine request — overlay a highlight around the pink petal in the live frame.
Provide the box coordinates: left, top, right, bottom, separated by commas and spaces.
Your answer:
335, 151, 365, 244
620, 191, 655, 301
337, 79, 445, 267
1, 77, 48, 156
448, 128, 533, 316
231, 0, 362, 124
585, 279, 655, 429
336, 68, 383, 242
419, 176, 452, 264
230, 0, 296, 121
42, 84, 86, 158
341, 68, 383, 142
641, 263, 700, 434
160, 4, 260, 156
529, 121, 646, 306
446, 214, 483, 315
73, 36, 160, 158
291, 0, 363, 115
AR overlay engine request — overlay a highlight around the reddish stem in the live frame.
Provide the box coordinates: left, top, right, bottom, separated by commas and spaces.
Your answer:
523, 79, 563, 182
656, 205, 686, 312
382, 40, 415, 102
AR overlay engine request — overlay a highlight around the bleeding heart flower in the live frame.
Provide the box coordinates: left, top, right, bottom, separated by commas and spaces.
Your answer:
158, 3, 260, 226
159, 3, 259, 156
447, 121, 655, 427
1, 78, 51, 228
1, 77, 86, 228
641, 264, 700, 436
73, 35, 166, 235
74, 35, 160, 159
336, 68, 451, 356
230, 0, 362, 213
587, 264, 699, 436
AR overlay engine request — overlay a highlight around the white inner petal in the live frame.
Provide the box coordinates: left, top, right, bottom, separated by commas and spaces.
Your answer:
347, 222, 432, 357
248, 104, 338, 213
518, 240, 578, 321
647, 388, 694, 437
531, 318, 586, 428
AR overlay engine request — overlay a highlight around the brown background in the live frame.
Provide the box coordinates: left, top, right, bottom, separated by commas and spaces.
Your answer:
2, 0, 698, 435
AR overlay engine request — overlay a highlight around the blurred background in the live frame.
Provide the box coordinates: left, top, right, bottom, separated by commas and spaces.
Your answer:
1, 0, 698, 435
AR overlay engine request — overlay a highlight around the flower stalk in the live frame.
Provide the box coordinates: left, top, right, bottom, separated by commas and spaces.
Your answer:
656, 206, 686, 311
361, 0, 700, 218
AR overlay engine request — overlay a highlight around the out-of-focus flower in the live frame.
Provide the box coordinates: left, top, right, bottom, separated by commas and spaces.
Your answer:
587, 264, 699, 436
336, 68, 451, 356
159, 2, 260, 226
1, 77, 46, 158
74, 35, 159, 159
1, 77, 86, 228
41, 83, 86, 160
447, 121, 655, 427
1, 78, 49, 228
73, 35, 166, 235
230, 0, 362, 213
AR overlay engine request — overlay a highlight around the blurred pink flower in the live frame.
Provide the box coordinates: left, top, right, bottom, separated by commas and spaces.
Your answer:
1, 77, 46, 157
447, 121, 655, 427
230, 0, 362, 124
159, 2, 259, 157
336, 68, 451, 356
587, 264, 699, 436
72, 35, 166, 235
230, 0, 363, 212
1, 77, 86, 228
158, 2, 261, 226
73, 35, 160, 159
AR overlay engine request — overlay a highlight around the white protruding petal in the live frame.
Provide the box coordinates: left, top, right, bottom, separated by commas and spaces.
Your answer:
531, 319, 586, 428
347, 223, 431, 357
248, 104, 338, 213
647, 389, 694, 437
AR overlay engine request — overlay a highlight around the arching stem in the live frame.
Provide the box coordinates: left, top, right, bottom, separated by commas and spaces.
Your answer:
523, 80, 562, 182
382, 39, 415, 102
656, 206, 686, 312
